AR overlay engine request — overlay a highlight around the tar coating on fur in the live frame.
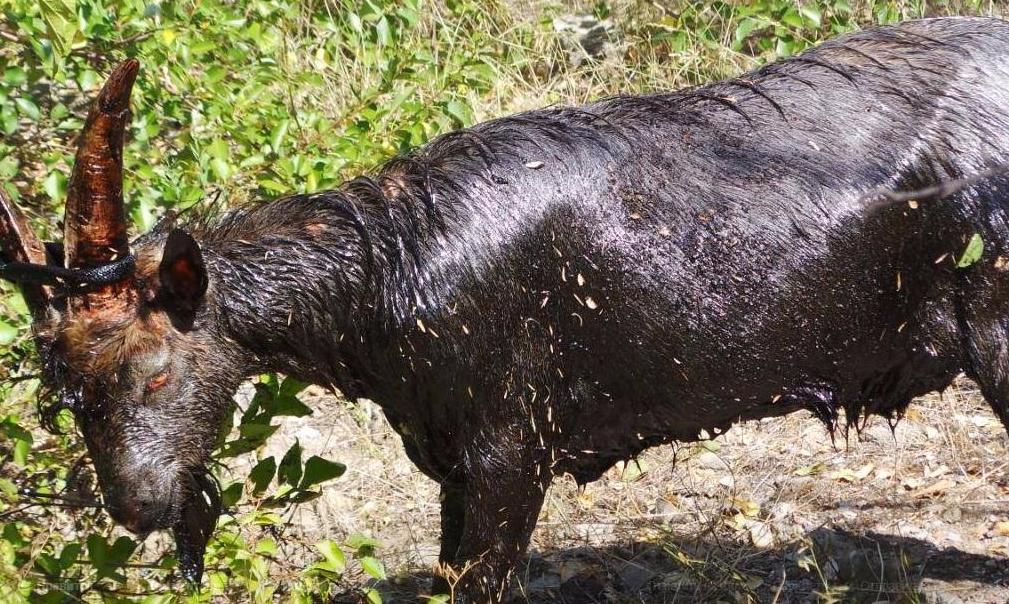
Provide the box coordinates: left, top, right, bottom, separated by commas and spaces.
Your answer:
8, 17, 1009, 602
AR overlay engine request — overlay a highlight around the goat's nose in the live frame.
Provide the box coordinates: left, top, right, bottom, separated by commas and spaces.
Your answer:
107, 478, 175, 535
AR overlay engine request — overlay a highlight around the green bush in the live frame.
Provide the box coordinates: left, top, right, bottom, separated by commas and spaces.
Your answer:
0, 0, 1001, 602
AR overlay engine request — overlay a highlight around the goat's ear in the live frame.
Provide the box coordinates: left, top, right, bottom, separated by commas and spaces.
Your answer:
159, 229, 207, 311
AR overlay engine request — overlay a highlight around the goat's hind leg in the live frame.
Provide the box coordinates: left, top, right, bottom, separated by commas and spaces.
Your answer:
960, 279, 1009, 429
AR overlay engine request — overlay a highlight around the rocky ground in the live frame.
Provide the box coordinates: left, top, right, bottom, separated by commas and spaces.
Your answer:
216, 376, 1009, 603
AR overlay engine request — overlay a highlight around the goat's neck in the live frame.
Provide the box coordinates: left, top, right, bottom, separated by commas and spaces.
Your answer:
202, 190, 423, 402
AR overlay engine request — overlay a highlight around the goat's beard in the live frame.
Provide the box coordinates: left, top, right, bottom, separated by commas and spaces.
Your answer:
172, 470, 221, 584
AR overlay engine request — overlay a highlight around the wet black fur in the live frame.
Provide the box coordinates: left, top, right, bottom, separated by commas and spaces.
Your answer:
86, 17, 1009, 599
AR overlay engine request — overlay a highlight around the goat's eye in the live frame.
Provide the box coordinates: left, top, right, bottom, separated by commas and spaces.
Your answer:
145, 371, 169, 394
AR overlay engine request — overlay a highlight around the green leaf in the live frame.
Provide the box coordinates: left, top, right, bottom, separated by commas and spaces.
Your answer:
50, 103, 69, 121
0, 320, 17, 346
799, 6, 822, 27
443, 100, 472, 126
781, 9, 803, 29
259, 178, 290, 193
360, 556, 385, 580
315, 539, 346, 574
278, 439, 303, 486
39, 0, 79, 61
255, 538, 278, 555
775, 38, 794, 58
957, 233, 984, 268
43, 170, 67, 201
347, 533, 379, 557
35, 553, 61, 577
215, 422, 279, 458
3, 68, 26, 86
279, 376, 308, 397
2, 523, 27, 548
240, 422, 279, 440
220, 481, 243, 508
733, 17, 763, 48
207, 138, 230, 160
251, 510, 283, 526
268, 393, 312, 417
76, 70, 99, 92
6, 289, 28, 317
206, 66, 228, 84
249, 456, 277, 495
86, 534, 107, 569
210, 157, 232, 181
375, 15, 391, 46
0, 478, 17, 497
300, 455, 346, 489
266, 376, 312, 416
1, 419, 32, 443
14, 98, 41, 121
12, 439, 29, 466
365, 588, 383, 604
0, 156, 20, 181
58, 542, 81, 569
108, 536, 137, 567
270, 119, 290, 153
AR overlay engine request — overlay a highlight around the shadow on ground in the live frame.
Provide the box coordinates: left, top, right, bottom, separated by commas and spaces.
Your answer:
334, 526, 1009, 603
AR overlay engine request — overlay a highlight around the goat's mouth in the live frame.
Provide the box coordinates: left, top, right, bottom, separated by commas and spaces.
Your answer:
172, 470, 222, 584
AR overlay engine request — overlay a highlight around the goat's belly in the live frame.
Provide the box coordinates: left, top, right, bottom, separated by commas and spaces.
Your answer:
552, 225, 968, 477
555, 311, 962, 485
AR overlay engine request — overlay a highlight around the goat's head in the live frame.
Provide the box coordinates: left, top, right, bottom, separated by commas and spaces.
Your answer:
0, 60, 228, 582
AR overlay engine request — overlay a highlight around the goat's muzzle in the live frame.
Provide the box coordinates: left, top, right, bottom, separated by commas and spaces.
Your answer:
102, 461, 183, 535
102, 464, 221, 582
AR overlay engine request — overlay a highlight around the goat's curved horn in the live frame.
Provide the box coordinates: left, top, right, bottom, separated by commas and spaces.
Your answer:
0, 186, 51, 320
63, 59, 138, 274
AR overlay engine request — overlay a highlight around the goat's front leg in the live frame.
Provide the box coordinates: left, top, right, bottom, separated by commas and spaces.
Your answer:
433, 481, 465, 596
447, 441, 551, 603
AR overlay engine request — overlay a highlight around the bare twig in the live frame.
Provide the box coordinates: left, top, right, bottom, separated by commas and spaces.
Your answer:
863, 163, 1009, 212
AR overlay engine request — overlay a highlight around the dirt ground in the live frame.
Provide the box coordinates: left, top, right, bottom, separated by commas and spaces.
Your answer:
217, 376, 1009, 603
